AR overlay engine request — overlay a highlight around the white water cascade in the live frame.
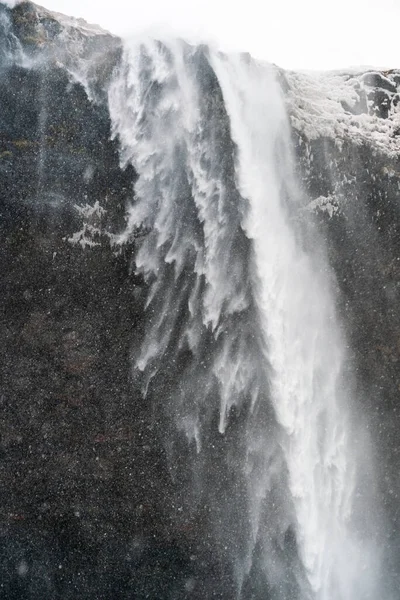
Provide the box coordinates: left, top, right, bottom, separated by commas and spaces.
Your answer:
109, 39, 383, 600
211, 52, 381, 600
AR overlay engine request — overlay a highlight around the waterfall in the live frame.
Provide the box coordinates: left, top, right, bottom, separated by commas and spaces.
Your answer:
108, 38, 383, 599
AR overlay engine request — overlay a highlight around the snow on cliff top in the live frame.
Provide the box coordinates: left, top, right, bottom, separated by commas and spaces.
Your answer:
7, 1, 114, 39
45, 10, 110, 38
10, 3, 400, 158
32, 2, 113, 38
285, 69, 400, 157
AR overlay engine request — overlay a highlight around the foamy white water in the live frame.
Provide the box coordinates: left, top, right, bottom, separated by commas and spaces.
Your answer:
109, 38, 383, 599
211, 51, 384, 599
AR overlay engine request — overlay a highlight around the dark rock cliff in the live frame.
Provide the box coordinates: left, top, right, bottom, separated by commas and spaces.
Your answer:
0, 3, 211, 598
0, 2, 399, 598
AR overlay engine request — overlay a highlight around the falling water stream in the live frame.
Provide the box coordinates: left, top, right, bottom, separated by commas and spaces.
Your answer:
109, 39, 383, 599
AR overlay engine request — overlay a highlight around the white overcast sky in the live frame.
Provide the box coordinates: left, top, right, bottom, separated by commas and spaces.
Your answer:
13, 0, 400, 70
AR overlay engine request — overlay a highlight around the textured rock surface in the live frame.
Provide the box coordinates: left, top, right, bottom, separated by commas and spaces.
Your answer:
0, 3, 220, 597
1, 1, 400, 597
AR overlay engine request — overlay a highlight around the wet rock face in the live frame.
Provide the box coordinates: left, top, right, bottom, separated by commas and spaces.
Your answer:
0, 3, 237, 597
0, 4, 200, 598
2, 1, 400, 597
